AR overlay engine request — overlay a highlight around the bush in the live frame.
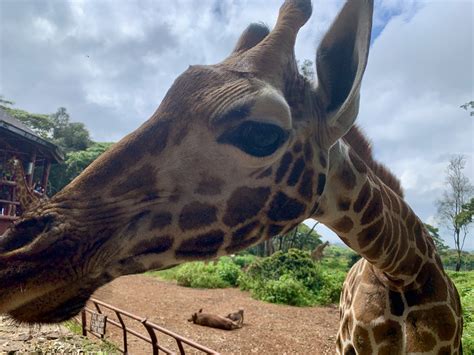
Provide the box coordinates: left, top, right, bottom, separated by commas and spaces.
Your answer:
176, 262, 229, 288
240, 249, 342, 306
314, 270, 346, 305
253, 275, 314, 306
216, 257, 242, 286
171, 258, 243, 289
232, 254, 257, 268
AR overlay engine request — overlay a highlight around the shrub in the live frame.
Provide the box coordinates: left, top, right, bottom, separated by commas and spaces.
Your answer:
240, 249, 342, 306
253, 274, 314, 306
176, 262, 229, 288
232, 254, 258, 268
216, 258, 242, 286
314, 270, 346, 305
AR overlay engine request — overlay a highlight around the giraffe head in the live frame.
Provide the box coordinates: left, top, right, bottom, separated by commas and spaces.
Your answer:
0, 0, 373, 323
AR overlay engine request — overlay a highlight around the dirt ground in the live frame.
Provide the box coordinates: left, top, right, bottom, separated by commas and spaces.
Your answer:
91, 275, 339, 354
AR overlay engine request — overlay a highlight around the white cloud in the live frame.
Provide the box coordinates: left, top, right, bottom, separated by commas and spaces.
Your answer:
359, 0, 473, 249
1, 0, 472, 250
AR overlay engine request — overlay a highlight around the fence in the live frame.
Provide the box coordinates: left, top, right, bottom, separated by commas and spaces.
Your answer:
78, 298, 219, 355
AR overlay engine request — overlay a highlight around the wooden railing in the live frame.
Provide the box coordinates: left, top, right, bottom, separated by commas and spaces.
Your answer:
78, 298, 219, 355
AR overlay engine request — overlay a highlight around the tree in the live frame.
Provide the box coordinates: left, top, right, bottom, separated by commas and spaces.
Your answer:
48, 142, 113, 194
298, 59, 315, 83
0, 97, 54, 138
460, 100, 474, 116
424, 223, 449, 255
50, 107, 92, 152
437, 155, 474, 271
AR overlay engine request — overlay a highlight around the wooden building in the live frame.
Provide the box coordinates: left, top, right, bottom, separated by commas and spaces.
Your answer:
0, 108, 64, 234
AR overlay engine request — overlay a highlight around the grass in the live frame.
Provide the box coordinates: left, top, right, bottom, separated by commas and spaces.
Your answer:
147, 248, 473, 350
63, 319, 119, 353
447, 271, 474, 353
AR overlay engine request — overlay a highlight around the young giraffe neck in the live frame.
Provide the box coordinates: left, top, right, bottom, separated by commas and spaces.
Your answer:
11, 161, 44, 211
316, 141, 435, 286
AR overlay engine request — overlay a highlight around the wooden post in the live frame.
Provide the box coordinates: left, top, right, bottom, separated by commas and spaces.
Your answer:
27, 150, 37, 187
41, 159, 51, 192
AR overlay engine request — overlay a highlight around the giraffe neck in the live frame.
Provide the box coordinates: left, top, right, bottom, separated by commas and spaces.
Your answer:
11, 161, 43, 211
315, 141, 436, 287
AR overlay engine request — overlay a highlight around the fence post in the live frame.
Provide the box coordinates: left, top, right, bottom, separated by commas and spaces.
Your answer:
116, 311, 128, 354
141, 318, 159, 355
81, 310, 87, 336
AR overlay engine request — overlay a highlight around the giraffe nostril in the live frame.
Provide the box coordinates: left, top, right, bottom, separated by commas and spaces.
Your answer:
0, 215, 55, 253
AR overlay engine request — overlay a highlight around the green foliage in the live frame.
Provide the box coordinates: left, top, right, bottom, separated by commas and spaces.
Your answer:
424, 223, 449, 254
0, 105, 54, 138
241, 249, 343, 306
170, 258, 243, 289
442, 250, 474, 271
176, 262, 230, 288
250, 223, 322, 257
456, 198, 474, 228
447, 271, 474, 353
320, 245, 360, 272
314, 269, 347, 305
232, 254, 257, 268
252, 274, 314, 306
48, 142, 113, 194
50, 107, 92, 152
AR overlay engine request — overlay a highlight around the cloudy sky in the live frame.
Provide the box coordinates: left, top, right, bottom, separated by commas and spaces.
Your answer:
1, 0, 472, 249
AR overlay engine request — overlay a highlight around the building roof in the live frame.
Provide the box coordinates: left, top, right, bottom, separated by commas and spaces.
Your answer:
0, 108, 64, 163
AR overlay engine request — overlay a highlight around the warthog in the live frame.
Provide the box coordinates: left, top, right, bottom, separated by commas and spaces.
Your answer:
188, 309, 241, 330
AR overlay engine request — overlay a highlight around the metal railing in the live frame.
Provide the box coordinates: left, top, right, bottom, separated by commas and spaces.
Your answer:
79, 298, 219, 355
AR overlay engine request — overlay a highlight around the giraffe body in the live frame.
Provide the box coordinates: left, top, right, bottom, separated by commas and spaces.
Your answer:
311, 240, 329, 262
0, 1, 462, 353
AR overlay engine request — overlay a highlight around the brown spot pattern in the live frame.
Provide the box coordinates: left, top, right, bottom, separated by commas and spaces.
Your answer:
223, 187, 271, 227
354, 181, 371, 213
357, 218, 384, 249
406, 305, 455, 347
388, 290, 404, 317
226, 225, 263, 254
337, 159, 357, 190
267, 192, 305, 222
373, 320, 402, 347
316, 173, 326, 195
360, 188, 383, 225
176, 230, 224, 259
353, 325, 372, 354
195, 176, 224, 196
292, 141, 302, 153
333, 216, 354, 233
338, 197, 351, 211
298, 169, 313, 200
150, 212, 172, 229
132, 235, 173, 256
287, 158, 305, 186
256, 167, 272, 179
319, 152, 327, 168
304, 141, 313, 162
179, 202, 217, 231
110, 165, 157, 196
275, 152, 293, 183
348, 150, 367, 174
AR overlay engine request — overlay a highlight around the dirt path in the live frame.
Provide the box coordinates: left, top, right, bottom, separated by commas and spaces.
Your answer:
92, 275, 339, 354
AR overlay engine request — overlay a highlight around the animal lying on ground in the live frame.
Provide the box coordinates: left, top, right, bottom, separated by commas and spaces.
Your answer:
188, 309, 242, 330
225, 308, 244, 326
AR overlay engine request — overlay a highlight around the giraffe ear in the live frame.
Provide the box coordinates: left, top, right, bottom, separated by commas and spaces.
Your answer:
231, 23, 270, 55
315, 0, 373, 143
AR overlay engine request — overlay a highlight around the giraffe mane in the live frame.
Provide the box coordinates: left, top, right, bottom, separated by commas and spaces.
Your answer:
343, 125, 404, 198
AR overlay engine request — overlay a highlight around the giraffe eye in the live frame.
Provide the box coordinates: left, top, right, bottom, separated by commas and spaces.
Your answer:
218, 120, 289, 157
